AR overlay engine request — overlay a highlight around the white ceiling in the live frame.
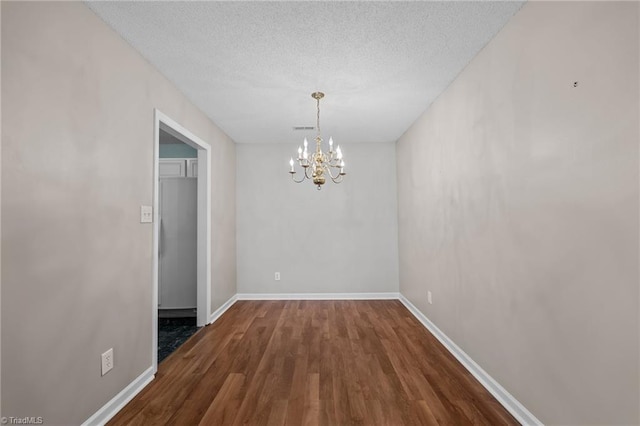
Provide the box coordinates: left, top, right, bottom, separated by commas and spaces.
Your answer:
87, 1, 524, 144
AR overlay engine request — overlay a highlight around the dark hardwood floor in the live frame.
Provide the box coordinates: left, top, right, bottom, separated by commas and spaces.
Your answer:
108, 300, 518, 425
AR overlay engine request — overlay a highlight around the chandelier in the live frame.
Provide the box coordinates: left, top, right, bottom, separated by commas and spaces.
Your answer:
289, 91, 345, 190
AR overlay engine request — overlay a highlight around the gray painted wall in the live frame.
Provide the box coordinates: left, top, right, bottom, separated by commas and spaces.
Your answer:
396, 2, 639, 424
1, 2, 235, 424
236, 142, 399, 294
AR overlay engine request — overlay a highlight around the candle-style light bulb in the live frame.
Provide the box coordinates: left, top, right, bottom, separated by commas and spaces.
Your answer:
289, 158, 294, 172
297, 146, 302, 158
336, 146, 342, 160
303, 138, 308, 149
340, 159, 345, 174
303, 150, 308, 160
329, 137, 334, 151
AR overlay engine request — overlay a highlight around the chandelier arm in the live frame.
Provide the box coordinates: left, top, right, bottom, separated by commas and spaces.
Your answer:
325, 165, 340, 180
327, 158, 340, 168
327, 151, 341, 166
327, 162, 346, 176
290, 163, 313, 183
329, 173, 344, 184
291, 173, 306, 184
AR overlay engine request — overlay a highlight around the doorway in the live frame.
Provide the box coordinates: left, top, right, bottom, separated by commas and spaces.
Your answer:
152, 110, 211, 371
157, 132, 198, 362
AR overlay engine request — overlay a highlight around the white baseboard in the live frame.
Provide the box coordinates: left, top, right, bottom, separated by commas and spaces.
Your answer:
208, 294, 239, 324
81, 366, 154, 426
398, 294, 543, 426
236, 292, 400, 300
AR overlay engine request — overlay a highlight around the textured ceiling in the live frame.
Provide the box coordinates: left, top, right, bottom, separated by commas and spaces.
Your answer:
87, 1, 524, 144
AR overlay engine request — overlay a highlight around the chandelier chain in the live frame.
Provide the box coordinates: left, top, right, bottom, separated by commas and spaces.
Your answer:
316, 97, 321, 138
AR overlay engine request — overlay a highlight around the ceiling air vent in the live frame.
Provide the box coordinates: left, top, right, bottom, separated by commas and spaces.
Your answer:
292, 126, 315, 131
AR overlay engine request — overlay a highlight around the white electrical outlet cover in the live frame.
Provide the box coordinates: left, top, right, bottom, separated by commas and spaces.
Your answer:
101, 348, 114, 376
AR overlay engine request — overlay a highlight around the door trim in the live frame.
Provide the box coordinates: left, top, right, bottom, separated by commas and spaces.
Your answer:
153, 109, 211, 373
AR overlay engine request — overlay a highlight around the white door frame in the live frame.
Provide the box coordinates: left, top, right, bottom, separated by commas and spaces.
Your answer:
152, 109, 211, 373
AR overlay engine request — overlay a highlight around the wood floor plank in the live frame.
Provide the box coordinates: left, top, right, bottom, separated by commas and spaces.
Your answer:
107, 300, 519, 426
411, 400, 440, 426
266, 400, 288, 426
197, 372, 245, 425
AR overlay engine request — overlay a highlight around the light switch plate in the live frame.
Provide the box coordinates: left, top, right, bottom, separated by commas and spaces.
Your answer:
140, 205, 153, 223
